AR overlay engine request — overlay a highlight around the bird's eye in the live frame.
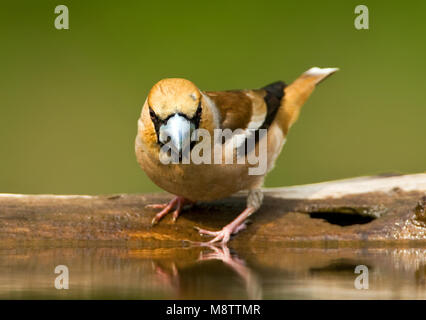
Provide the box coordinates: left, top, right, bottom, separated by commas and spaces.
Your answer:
149, 107, 158, 121
192, 102, 202, 128
149, 106, 162, 138
149, 107, 163, 129
149, 106, 164, 125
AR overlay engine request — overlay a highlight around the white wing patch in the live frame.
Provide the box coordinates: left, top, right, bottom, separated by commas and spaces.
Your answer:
244, 91, 266, 130
218, 90, 269, 153
201, 92, 221, 129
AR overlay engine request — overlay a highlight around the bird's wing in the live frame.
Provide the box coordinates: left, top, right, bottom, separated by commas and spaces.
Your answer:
203, 67, 338, 159
205, 67, 338, 135
205, 82, 285, 132
203, 82, 285, 159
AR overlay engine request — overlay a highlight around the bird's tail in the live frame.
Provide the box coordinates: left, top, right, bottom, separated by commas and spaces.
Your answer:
277, 67, 338, 134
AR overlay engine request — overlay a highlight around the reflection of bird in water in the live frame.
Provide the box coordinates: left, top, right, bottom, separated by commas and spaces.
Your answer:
151, 261, 180, 291
198, 244, 262, 300
151, 245, 262, 299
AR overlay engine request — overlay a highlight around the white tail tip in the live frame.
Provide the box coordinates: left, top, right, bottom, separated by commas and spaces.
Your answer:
304, 67, 339, 76
303, 67, 339, 84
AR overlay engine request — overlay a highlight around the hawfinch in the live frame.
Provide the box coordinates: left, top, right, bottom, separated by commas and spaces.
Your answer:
135, 67, 338, 243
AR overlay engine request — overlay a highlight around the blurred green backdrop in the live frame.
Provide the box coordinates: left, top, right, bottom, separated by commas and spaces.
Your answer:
0, 0, 425, 195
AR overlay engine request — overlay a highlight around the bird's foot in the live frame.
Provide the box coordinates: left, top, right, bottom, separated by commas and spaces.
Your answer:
195, 207, 254, 244
147, 196, 193, 225
195, 224, 246, 244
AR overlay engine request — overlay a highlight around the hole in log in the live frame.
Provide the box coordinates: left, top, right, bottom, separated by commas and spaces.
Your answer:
309, 211, 376, 226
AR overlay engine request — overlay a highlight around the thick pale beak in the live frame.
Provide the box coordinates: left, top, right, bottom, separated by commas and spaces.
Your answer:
159, 114, 194, 158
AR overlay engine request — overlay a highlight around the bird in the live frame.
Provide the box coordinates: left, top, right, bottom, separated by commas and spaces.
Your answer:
135, 66, 338, 243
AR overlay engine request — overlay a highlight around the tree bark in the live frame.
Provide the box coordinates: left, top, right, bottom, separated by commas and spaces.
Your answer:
0, 174, 425, 247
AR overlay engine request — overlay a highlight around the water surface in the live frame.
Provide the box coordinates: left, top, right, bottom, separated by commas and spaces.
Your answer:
0, 244, 424, 299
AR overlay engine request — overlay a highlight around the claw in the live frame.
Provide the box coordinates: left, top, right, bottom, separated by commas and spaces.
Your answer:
209, 228, 232, 244
171, 210, 179, 223
171, 200, 183, 223
195, 207, 255, 244
195, 226, 236, 244
194, 226, 221, 237
147, 196, 193, 225
151, 216, 160, 226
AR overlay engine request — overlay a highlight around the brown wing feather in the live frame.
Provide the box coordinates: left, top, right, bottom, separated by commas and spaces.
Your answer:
205, 81, 286, 132
204, 90, 254, 130
205, 83, 286, 159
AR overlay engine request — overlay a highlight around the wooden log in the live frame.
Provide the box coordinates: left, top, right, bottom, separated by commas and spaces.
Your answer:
0, 174, 425, 247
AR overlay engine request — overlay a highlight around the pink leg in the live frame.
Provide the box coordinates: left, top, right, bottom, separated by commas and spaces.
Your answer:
195, 207, 255, 244
147, 196, 193, 225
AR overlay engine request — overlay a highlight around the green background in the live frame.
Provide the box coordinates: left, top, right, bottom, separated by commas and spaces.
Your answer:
0, 0, 424, 195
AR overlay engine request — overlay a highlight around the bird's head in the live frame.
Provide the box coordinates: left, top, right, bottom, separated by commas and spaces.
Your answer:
144, 78, 208, 157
